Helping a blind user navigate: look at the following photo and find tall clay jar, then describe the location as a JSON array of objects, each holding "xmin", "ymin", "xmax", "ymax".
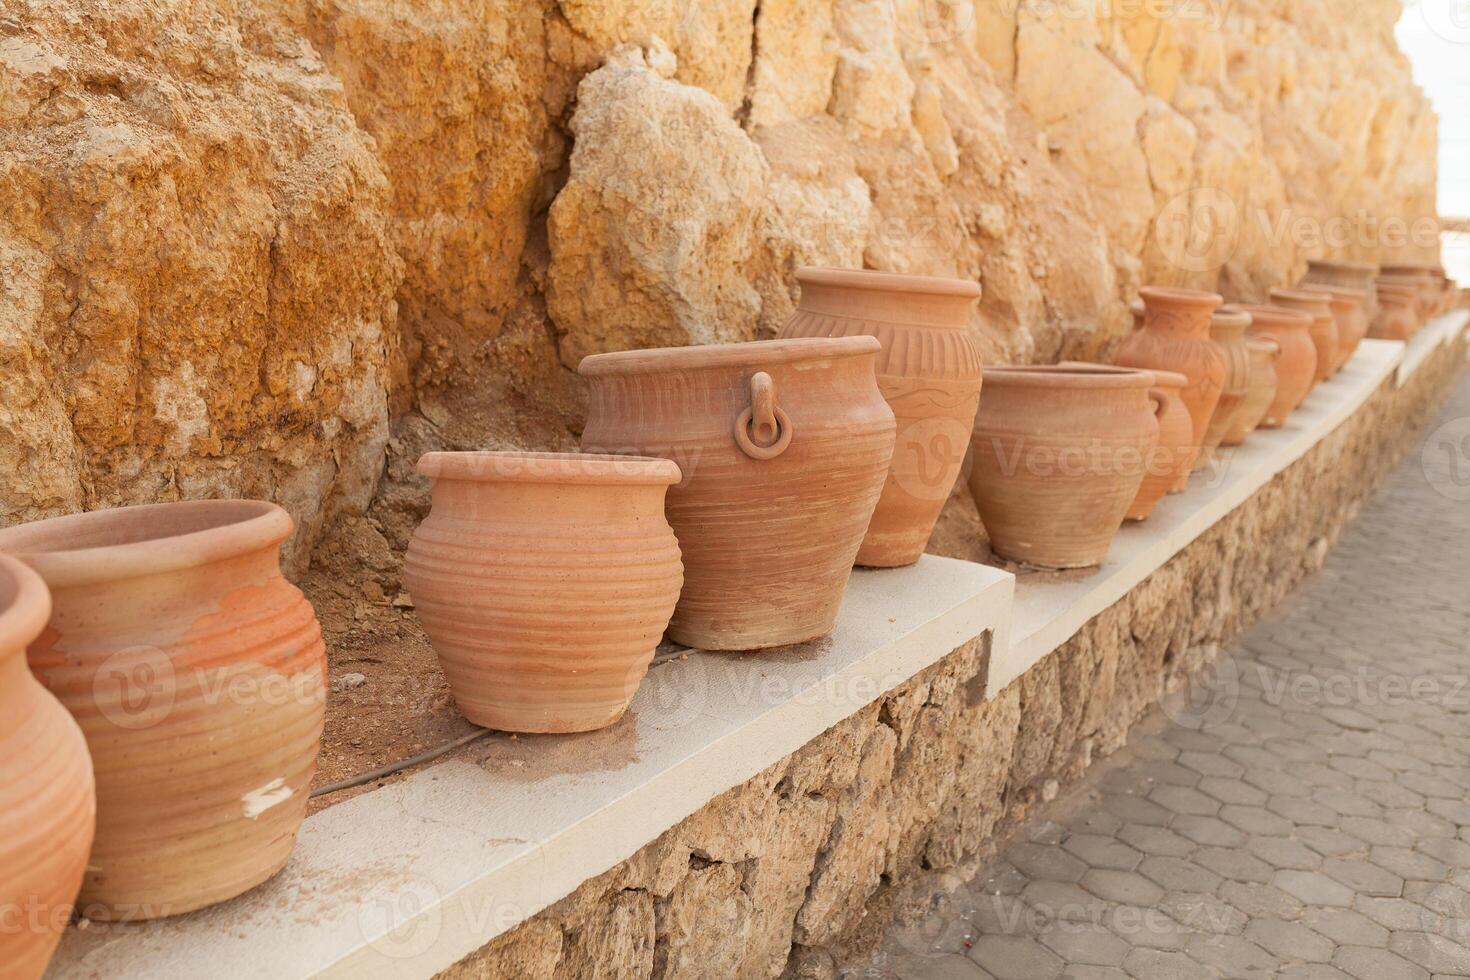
[
  {"xmin": 1238, "ymin": 305, "xmax": 1316, "ymax": 426},
  {"xmin": 1269, "ymin": 288, "xmax": 1337, "ymax": 386},
  {"xmin": 579, "ymin": 337, "xmax": 895, "ymax": 651},
  {"xmin": 968, "ymin": 365, "xmax": 1159, "ymax": 569},
  {"xmin": 1200, "ymin": 305, "xmax": 1252, "ymax": 464},
  {"xmin": 1373, "ymin": 278, "xmax": 1425, "ymax": 339},
  {"xmin": 0, "ymin": 501, "xmax": 326, "ymax": 920},
  {"xmin": 1222, "ymin": 338, "xmax": 1281, "ymax": 446},
  {"xmin": 1309, "ymin": 285, "xmax": 1370, "ymax": 374},
  {"xmin": 1300, "ymin": 259, "xmax": 1378, "ymax": 321},
  {"xmin": 0, "ymin": 555, "xmax": 95, "ymax": 978},
  {"xmin": 1113, "ymin": 287, "xmax": 1227, "ymax": 463},
  {"xmin": 777, "ymin": 268, "xmax": 982, "ymax": 567},
  {"xmin": 404, "ymin": 452, "xmax": 683, "ymax": 732},
  {"xmin": 1131, "ymin": 370, "xmax": 1193, "ymax": 518}
]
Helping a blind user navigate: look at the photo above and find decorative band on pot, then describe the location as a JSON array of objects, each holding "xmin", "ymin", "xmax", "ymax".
[
  {"xmin": 579, "ymin": 337, "xmax": 896, "ymax": 651},
  {"xmin": 778, "ymin": 267, "xmax": 983, "ymax": 568},
  {"xmin": 0, "ymin": 500, "xmax": 325, "ymax": 920},
  {"xmin": 405, "ymin": 451, "xmax": 684, "ymax": 733}
]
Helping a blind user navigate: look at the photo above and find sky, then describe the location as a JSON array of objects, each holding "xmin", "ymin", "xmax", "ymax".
[{"xmin": 1396, "ymin": 0, "xmax": 1470, "ymax": 278}]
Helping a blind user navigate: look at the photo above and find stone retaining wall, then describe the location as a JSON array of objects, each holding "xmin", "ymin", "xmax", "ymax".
[{"xmin": 439, "ymin": 336, "xmax": 1466, "ymax": 980}]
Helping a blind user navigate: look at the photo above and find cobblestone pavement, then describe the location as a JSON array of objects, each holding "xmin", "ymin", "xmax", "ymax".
[{"xmin": 863, "ymin": 368, "xmax": 1470, "ymax": 980}]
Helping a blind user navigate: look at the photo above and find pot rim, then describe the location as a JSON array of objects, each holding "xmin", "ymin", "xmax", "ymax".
[
  {"xmin": 1306, "ymin": 258, "xmax": 1378, "ymax": 275},
  {"xmin": 1138, "ymin": 286, "xmax": 1225, "ymax": 309},
  {"xmin": 1269, "ymin": 288, "xmax": 1333, "ymax": 309},
  {"xmin": 1212, "ymin": 304, "xmax": 1253, "ymax": 329},
  {"xmin": 1057, "ymin": 361, "xmax": 1188, "ymax": 388},
  {"xmin": 0, "ymin": 500, "xmax": 293, "ymax": 588},
  {"xmin": 984, "ymin": 364, "xmax": 1155, "ymax": 389},
  {"xmin": 418, "ymin": 451, "xmax": 682, "ymax": 486},
  {"xmin": 1235, "ymin": 305, "xmax": 1314, "ymax": 330},
  {"xmin": 0, "ymin": 553, "xmax": 51, "ymax": 658},
  {"xmin": 795, "ymin": 266, "xmax": 981, "ymax": 299},
  {"xmin": 1247, "ymin": 337, "xmax": 1281, "ymax": 355},
  {"xmin": 578, "ymin": 336, "xmax": 882, "ymax": 377},
  {"xmin": 1379, "ymin": 264, "xmax": 1437, "ymax": 276}
]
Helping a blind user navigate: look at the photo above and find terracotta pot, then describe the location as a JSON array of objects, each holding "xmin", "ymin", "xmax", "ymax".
[
  {"xmin": 1371, "ymin": 281, "xmax": 1421, "ymax": 341},
  {"xmin": 0, "ymin": 501, "xmax": 325, "ymax": 920},
  {"xmin": 1222, "ymin": 338, "xmax": 1281, "ymax": 446},
  {"xmin": 1300, "ymin": 258, "xmax": 1378, "ymax": 321},
  {"xmin": 1113, "ymin": 287, "xmax": 1227, "ymax": 464},
  {"xmin": 0, "ymin": 555, "xmax": 94, "ymax": 978},
  {"xmin": 1269, "ymin": 288, "xmax": 1337, "ymax": 386},
  {"xmin": 1307, "ymin": 285, "xmax": 1369, "ymax": 374},
  {"xmin": 968, "ymin": 365, "xmax": 1159, "ymax": 569},
  {"xmin": 1379, "ymin": 267, "xmax": 1438, "ymax": 326},
  {"xmin": 1200, "ymin": 305, "xmax": 1252, "ymax": 464},
  {"xmin": 579, "ymin": 337, "xmax": 895, "ymax": 651},
  {"xmin": 777, "ymin": 268, "xmax": 982, "ymax": 567},
  {"xmin": 1062, "ymin": 362, "xmax": 1192, "ymax": 510},
  {"xmin": 1238, "ymin": 305, "xmax": 1316, "ymax": 426},
  {"xmin": 405, "ymin": 452, "xmax": 683, "ymax": 732}
]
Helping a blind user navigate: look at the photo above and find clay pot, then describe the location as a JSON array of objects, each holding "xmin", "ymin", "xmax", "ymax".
[
  {"xmin": 1379, "ymin": 267, "xmax": 1438, "ymax": 326},
  {"xmin": 968, "ymin": 365, "xmax": 1159, "ymax": 569},
  {"xmin": 405, "ymin": 452, "xmax": 683, "ymax": 732},
  {"xmin": 1371, "ymin": 281, "xmax": 1422, "ymax": 341},
  {"xmin": 1113, "ymin": 287, "xmax": 1227, "ymax": 463},
  {"xmin": 1222, "ymin": 338, "xmax": 1281, "ymax": 446},
  {"xmin": 1307, "ymin": 285, "xmax": 1370, "ymax": 374},
  {"xmin": 1269, "ymin": 288, "xmax": 1338, "ymax": 386},
  {"xmin": 0, "ymin": 501, "xmax": 325, "ymax": 920},
  {"xmin": 579, "ymin": 337, "xmax": 895, "ymax": 651},
  {"xmin": 1200, "ymin": 305, "xmax": 1252, "ymax": 464},
  {"xmin": 1238, "ymin": 305, "xmax": 1316, "ymax": 427},
  {"xmin": 0, "ymin": 555, "xmax": 95, "ymax": 978},
  {"xmin": 777, "ymin": 268, "xmax": 982, "ymax": 567},
  {"xmin": 1300, "ymin": 258, "xmax": 1378, "ymax": 321}
]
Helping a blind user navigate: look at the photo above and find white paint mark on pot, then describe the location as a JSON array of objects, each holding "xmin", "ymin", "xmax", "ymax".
[{"xmin": 242, "ymin": 778, "xmax": 293, "ymax": 819}]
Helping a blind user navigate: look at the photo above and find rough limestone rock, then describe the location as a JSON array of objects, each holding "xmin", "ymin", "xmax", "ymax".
[
  {"xmin": 546, "ymin": 50, "xmax": 772, "ymax": 366},
  {"xmin": 0, "ymin": 0, "xmax": 400, "ymax": 570}
]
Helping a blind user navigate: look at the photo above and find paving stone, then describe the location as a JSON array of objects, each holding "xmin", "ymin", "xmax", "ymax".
[
  {"xmin": 1120, "ymin": 948, "xmax": 1210, "ymax": 980},
  {"xmin": 1298, "ymin": 826, "xmax": 1371, "ymax": 858},
  {"xmin": 1276, "ymin": 870, "xmax": 1358, "ymax": 907},
  {"xmin": 968, "ymin": 935, "xmax": 1064, "ymax": 980},
  {"xmin": 1148, "ymin": 785, "xmax": 1220, "ymax": 817},
  {"xmin": 1333, "ymin": 945, "xmax": 1431, "ymax": 980},
  {"xmin": 888, "ymin": 953, "xmax": 996, "ymax": 979},
  {"xmin": 1245, "ymin": 917, "xmax": 1337, "ymax": 962},
  {"xmin": 1324, "ymin": 857, "xmax": 1406, "ymax": 897},
  {"xmin": 1079, "ymin": 869, "xmax": 1163, "ymax": 906},
  {"xmin": 1172, "ymin": 815, "xmax": 1249, "ymax": 848},
  {"xmin": 1193, "ymin": 846, "xmax": 1275, "ymax": 883},
  {"xmin": 1037, "ymin": 924, "xmax": 1130, "ymax": 967},
  {"xmin": 1222, "ymin": 804, "xmax": 1297, "ymax": 836},
  {"xmin": 1062, "ymin": 834, "xmax": 1143, "ymax": 872},
  {"xmin": 1116, "ymin": 825, "xmax": 1195, "ymax": 859},
  {"xmin": 1184, "ymin": 933, "xmax": 1280, "ymax": 978},
  {"xmin": 1369, "ymin": 846, "xmax": 1451, "ymax": 883},
  {"xmin": 1357, "ymin": 896, "xmax": 1435, "ymax": 931},
  {"xmin": 1195, "ymin": 776, "xmax": 1268, "ymax": 806},
  {"xmin": 1009, "ymin": 843, "xmax": 1090, "ymax": 883},
  {"xmin": 1056, "ymin": 967, "xmax": 1128, "ymax": 980},
  {"xmin": 1275, "ymin": 967, "xmax": 1354, "ymax": 980},
  {"xmin": 1303, "ymin": 907, "xmax": 1391, "ymax": 948},
  {"xmin": 1248, "ymin": 835, "xmax": 1325, "ymax": 871},
  {"xmin": 1391, "ymin": 933, "xmax": 1470, "ymax": 975}
]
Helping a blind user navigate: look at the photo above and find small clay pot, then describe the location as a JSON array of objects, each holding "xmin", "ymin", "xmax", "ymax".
[
  {"xmin": 1300, "ymin": 258, "xmax": 1378, "ymax": 321},
  {"xmin": 405, "ymin": 452, "xmax": 684, "ymax": 733},
  {"xmin": 1200, "ymin": 305, "xmax": 1252, "ymax": 465},
  {"xmin": 0, "ymin": 555, "xmax": 95, "ymax": 978},
  {"xmin": 1269, "ymin": 288, "xmax": 1338, "ymax": 386},
  {"xmin": 1381, "ymin": 264, "xmax": 1440, "ymax": 317},
  {"xmin": 1307, "ymin": 285, "xmax": 1370, "ymax": 374},
  {"xmin": 1222, "ymin": 338, "xmax": 1281, "ymax": 446},
  {"xmin": 1238, "ymin": 305, "xmax": 1316, "ymax": 427},
  {"xmin": 777, "ymin": 268, "xmax": 982, "ymax": 568},
  {"xmin": 1371, "ymin": 281, "xmax": 1422, "ymax": 341},
  {"xmin": 580, "ymin": 337, "xmax": 895, "ymax": 651},
  {"xmin": 1113, "ymin": 287, "xmax": 1227, "ymax": 464},
  {"xmin": 0, "ymin": 501, "xmax": 326, "ymax": 920},
  {"xmin": 1062, "ymin": 362, "xmax": 1192, "ymax": 512},
  {"xmin": 968, "ymin": 365, "xmax": 1159, "ymax": 569}
]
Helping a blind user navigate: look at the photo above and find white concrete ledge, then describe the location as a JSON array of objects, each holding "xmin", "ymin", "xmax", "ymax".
[
  {"xmin": 1397, "ymin": 309, "xmax": 1468, "ymax": 386},
  {"xmin": 989, "ymin": 338, "xmax": 1405, "ymax": 694},
  {"xmin": 45, "ymin": 319, "xmax": 1467, "ymax": 980},
  {"xmin": 47, "ymin": 558, "xmax": 1013, "ymax": 980}
]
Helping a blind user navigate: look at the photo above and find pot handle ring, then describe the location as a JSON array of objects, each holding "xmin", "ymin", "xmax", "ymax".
[{"xmin": 735, "ymin": 371, "xmax": 794, "ymax": 460}]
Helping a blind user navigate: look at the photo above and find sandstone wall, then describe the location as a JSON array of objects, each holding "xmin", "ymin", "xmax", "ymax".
[
  {"xmin": 437, "ymin": 330, "xmax": 1468, "ymax": 980},
  {"xmin": 0, "ymin": 1, "xmax": 1439, "ymax": 564}
]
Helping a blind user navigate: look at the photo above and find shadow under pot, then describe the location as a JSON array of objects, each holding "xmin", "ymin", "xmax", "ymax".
[
  {"xmin": 0, "ymin": 555, "xmax": 94, "ymax": 978},
  {"xmin": 1237, "ymin": 305, "xmax": 1316, "ymax": 427},
  {"xmin": 405, "ymin": 452, "xmax": 684, "ymax": 733},
  {"xmin": 1269, "ymin": 288, "xmax": 1338, "ymax": 386},
  {"xmin": 1221, "ymin": 337, "xmax": 1281, "ymax": 447},
  {"xmin": 579, "ymin": 337, "xmax": 895, "ymax": 651},
  {"xmin": 0, "ymin": 500, "xmax": 326, "ymax": 920},
  {"xmin": 967, "ymin": 365, "xmax": 1160, "ymax": 570},
  {"xmin": 777, "ymin": 267, "xmax": 983, "ymax": 568}
]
